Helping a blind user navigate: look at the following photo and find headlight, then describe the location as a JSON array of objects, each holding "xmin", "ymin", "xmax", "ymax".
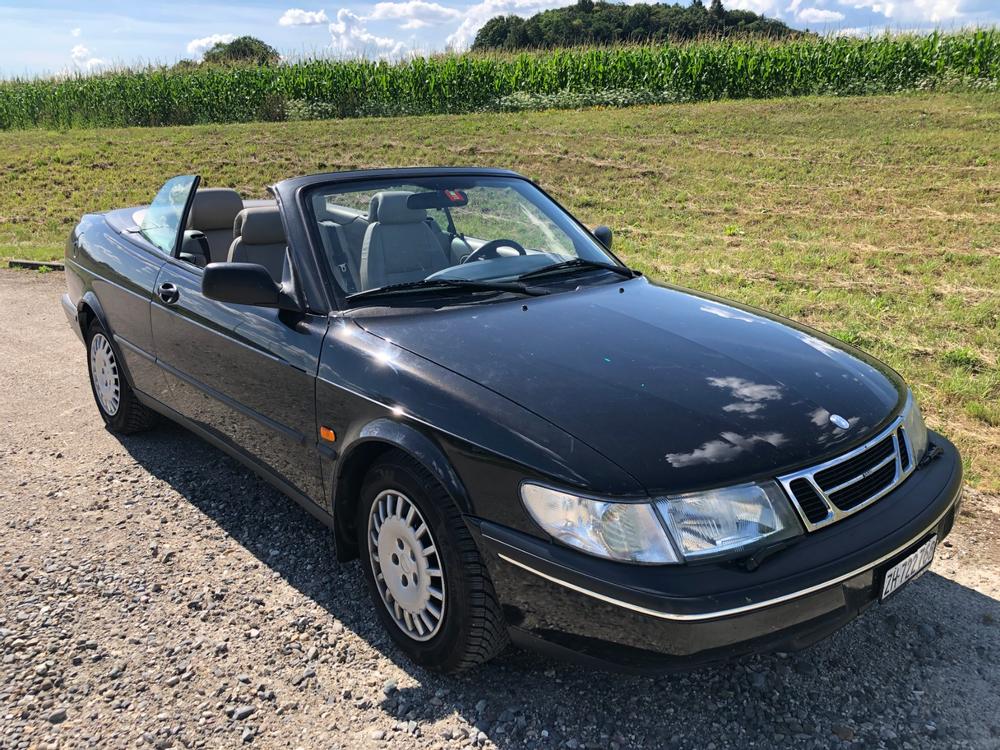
[
  {"xmin": 520, "ymin": 483, "xmax": 679, "ymax": 564},
  {"xmin": 902, "ymin": 389, "xmax": 929, "ymax": 464},
  {"xmin": 655, "ymin": 482, "xmax": 802, "ymax": 561},
  {"xmin": 521, "ymin": 480, "xmax": 804, "ymax": 564}
]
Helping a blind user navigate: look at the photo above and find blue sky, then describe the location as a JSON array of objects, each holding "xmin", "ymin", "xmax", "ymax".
[{"xmin": 1, "ymin": 0, "xmax": 997, "ymax": 77}]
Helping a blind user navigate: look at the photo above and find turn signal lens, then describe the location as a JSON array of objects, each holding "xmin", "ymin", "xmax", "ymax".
[
  {"xmin": 901, "ymin": 390, "xmax": 928, "ymax": 464},
  {"xmin": 319, "ymin": 426, "xmax": 336, "ymax": 442}
]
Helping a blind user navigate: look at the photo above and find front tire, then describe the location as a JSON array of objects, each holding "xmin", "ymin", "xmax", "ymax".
[
  {"xmin": 357, "ymin": 451, "xmax": 508, "ymax": 672},
  {"xmin": 85, "ymin": 318, "xmax": 157, "ymax": 434}
]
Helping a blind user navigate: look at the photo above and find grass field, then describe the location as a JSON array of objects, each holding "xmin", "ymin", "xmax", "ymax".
[{"xmin": 1, "ymin": 91, "xmax": 997, "ymax": 489}]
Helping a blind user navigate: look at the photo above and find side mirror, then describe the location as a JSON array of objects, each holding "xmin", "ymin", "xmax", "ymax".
[
  {"xmin": 593, "ymin": 225, "xmax": 613, "ymax": 250},
  {"xmin": 179, "ymin": 230, "xmax": 210, "ymax": 268},
  {"xmin": 203, "ymin": 263, "xmax": 283, "ymax": 307}
]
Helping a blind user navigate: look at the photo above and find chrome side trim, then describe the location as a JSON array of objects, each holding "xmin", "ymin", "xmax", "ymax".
[
  {"xmin": 778, "ymin": 415, "xmax": 916, "ymax": 532},
  {"xmin": 491, "ymin": 492, "xmax": 958, "ymax": 622}
]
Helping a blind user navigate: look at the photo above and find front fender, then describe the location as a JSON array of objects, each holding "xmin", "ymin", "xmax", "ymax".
[
  {"xmin": 329, "ymin": 418, "xmax": 471, "ymax": 561},
  {"xmin": 341, "ymin": 418, "xmax": 471, "ymax": 512}
]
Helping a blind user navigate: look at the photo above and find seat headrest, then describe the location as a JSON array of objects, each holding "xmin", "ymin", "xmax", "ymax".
[
  {"xmin": 188, "ymin": 188, "xmax": 243, "ymax": 231},
  {"xmin": 233, "ymin": 207, "xmax": 285, "ymax": 246},
  {"xmin": 368, "ymin": 191, "xmax": 427, "ymax": 225}
]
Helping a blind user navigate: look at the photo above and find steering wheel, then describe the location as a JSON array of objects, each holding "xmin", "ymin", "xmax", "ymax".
[{"xmin": 461, "ymin": 238, "xmax": 527, "ymax": 264}]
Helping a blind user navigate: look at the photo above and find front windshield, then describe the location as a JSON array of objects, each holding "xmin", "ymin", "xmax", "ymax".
[
  {"xmin": 140, "ymin": 175, "xmax": 197, "ymax": 254},
  {"xmin": 305, "ymin": 175, "xmax": 621, "ymax": 301}
]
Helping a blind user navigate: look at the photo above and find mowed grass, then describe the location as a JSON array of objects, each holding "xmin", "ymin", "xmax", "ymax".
[{"xmin": 1, "ymin": 91, "xmax": 997, "ymax": 489}]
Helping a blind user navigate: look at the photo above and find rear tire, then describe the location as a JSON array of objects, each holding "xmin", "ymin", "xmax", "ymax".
[
  {"xmin": 357, "ymin": 450, "xmax": 508, "ymax": 672},
  {"xmin": 85, "ymin": 318, "xmax": 157, "ymax": 434}
]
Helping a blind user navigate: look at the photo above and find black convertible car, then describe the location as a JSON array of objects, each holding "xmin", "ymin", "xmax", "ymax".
[{"xmin": 62, "ymin": 168, "xmax": 962, "ymax": 673}]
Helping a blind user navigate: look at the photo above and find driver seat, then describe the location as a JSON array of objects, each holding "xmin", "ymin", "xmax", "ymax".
[{"xmin": 360, "ymin": 192, "xmax": 447, "ymax": 290}]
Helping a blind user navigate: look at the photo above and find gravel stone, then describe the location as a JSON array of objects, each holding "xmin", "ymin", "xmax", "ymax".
[{"xmin": 232, "ymin": 705, "xmax": 256, "ymax": 721}]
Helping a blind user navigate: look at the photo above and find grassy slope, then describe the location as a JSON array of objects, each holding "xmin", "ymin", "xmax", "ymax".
[{"xmin": 1, "ymin": 92, "xmax": 997, "ymax": 488}]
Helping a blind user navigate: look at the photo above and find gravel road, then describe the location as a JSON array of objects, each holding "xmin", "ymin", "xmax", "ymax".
[{"xmin": 1, "ymin": 269, "xmax": 999, "ymax": 750}]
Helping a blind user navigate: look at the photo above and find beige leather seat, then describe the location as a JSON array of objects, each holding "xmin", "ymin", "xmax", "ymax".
[
  {"xmin": 227, "ymin": 207, "xmax": 287, "ymax": 282},
  {"xmin": 187, "ymin": 188, "xmax": 244, "ymax": 263},
  {"xmin": 360, "ymin": 192, "xmax": 448, "ymax": 290}
]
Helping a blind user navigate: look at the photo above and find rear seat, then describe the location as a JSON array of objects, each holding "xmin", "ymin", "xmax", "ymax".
[
  {"xmin": 316, "ymin": 205, "xmax": 371, "ymax": 293},
  {"xmin": 187, "ymin": 188, "xmax": 244, "ymax": 263},
  {"xmin": 228, "ymin": 206, "xmax": 287, "ymax": 282}
]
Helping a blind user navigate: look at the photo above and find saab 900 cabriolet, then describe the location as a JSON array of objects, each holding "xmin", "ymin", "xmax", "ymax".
[{"xmin": 62, "ymin": 169, "xmax": 962, "ymax": 672}]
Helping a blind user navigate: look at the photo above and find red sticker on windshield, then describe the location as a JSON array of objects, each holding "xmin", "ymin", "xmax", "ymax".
[{"xmin": 444, "ymin": 190, "xmax": 466, "ymax": 203}]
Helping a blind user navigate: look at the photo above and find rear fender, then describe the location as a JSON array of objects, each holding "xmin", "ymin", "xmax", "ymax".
[
  {"xmin": 77, "ymin": 290, "xmax": 109, "ymax": 338},
  {"xmin": 76, "ymin": 290, "xmax": 141, "ymax": 391}
]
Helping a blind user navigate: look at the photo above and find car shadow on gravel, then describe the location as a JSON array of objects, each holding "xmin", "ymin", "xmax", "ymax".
[{"xmin": 117, "ymin": 423, "xmax": 1000, "ymax": 749}]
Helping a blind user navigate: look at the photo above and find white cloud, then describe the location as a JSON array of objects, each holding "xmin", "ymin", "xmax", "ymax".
[
  {"xmin": 279, "ymin": 8, "xmax": 330, "ymax": 26},
  {"xmin": 329, "ymin": 9, "xmax": 405, "ymax": 56},
  {"xmin": 70, "ymin": 43, "xmax": 106, "ymax": 71},
  {"xmin": 445, "ymin": 0, "xmax": 566, "ymax": 49},
  {"xmin": 798, "ymin": 6, "xmax": 846, "ymax": 22},
  {"xmin": 834, "ymin": 25, "xmax": 871, "ymax": 35},
  {"xmin": 70, "ymin": 27, "xmax": 82, "ymax": 37},
  {"xmin": 719, "ymin": 0, "xmax": 785, "ymax": 15},
  {"xmin": 186, "ymin": 33, "xmax": 236, "ymax": 58},
  {"xmin": 840, "ymin": 0, "xmax": 963, "ymax": 23},
  {"xmin": 401, "ymin": 18, "xmax": 429, "ymax": 28},
  {"xmin": 367, "ymin": 0, "xmax": 461, "ymax": 22}
]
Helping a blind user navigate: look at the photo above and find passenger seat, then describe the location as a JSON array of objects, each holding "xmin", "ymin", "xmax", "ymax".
[
  {"xmin": 187, "ymin": 188, "xmax": 244, "ymax": 263},
  {"xmin": 228, "ymin": 207, "xmax": 287, "ymax": 282},
  {"xmin": 360, "ymin": 192, "xmax": 449, "ymax": 290}
]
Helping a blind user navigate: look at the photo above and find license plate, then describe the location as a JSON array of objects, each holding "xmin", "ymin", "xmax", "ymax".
[{"xmin": 880, "ymin": 536, "xmax": 936, "ymax": 601}]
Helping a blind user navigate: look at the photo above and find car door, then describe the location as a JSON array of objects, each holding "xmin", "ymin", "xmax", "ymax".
[
  {"xmin": 76, "ymin": 175, "xmax": 200, "ymax": 402},
  {"xmin": 149, "ymin": 210, "xmax": 327, "ymax": 505}
]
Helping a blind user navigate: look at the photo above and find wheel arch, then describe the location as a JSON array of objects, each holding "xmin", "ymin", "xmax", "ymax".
[
  {"xmin": 77, "ymin": 291, "xmax": 141, "ymax": 392},
  {"xmin": 76, "ymin": 290, "xmax": 108, "ymax": 340},
  {"xmin": 332, "ymin": 419, "xmax": 471, "ymax": 562}
]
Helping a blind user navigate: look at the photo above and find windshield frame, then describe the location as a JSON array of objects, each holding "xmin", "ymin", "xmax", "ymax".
[{"xmin": 294, "ymin": 169, "xmax": 628, "ymax": 313}]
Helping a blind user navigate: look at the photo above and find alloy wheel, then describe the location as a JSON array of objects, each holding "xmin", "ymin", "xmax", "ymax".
[
  {"xmin": 367, "ymin": 489, "xmax": 446, "ymax": 641},
  {"xmin": 90, "ymin": 332, "xmax": 121, "ymax": 417}
]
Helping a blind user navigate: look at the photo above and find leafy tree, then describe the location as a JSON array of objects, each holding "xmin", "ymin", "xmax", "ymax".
[
  {"xmin": 471, "ymin": 0, "xmax": 803, "ymax": 50},
  {"xmin": 202, "ymin": 36, "xmax": 280, "ymax": 66}
]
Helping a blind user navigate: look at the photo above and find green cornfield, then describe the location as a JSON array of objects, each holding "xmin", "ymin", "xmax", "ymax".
[{"xmin": 1, "ymin": 31, "xmax": 998, "ymax": 130}]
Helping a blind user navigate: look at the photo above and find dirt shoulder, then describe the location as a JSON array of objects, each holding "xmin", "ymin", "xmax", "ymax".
[{"xmin": 1, "ymin": 269, "xmax": 998, "ymax": 750}]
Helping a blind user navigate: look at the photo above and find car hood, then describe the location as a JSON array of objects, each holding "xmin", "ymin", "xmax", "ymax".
[{"xmin": 353, "ymin": 278, "xmax": 905, "ymax": 495}]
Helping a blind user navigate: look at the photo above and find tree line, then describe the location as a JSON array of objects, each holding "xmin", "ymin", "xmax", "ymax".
[{"xmin": 472, "ymin": 0, "xmax": 805, "ymax": 50}]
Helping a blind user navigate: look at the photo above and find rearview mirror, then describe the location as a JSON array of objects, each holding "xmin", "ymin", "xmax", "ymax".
[
  {"xmin": 593, "ymin": 225, "xmax": 613, "ymax": 249},
  {"xmin": 203, "ymin": 263, "xmax": 282, "ymax": 307}
]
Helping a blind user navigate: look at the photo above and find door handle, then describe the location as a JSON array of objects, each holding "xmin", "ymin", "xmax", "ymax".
[{"xmin": 157, "ymin": 282, "xmax": 180, "ymax": 305}]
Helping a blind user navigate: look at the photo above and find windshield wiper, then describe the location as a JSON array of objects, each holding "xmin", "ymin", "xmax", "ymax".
[
  {"xmin": 345, "ymin": 278, "xmax": 549, "ymax": 305},
  {"xmin": 516, "ymin": 258, "xmax": 638, "ymax": 282}
]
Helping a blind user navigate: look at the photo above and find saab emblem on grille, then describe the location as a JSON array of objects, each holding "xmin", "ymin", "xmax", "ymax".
[
  {"xmin": 861, "ymin": 463, "xmax": 882, "ymax": 479},
  {"xmin": 830, "ymin": 414, "xmax": 851, "ymax": 430}
]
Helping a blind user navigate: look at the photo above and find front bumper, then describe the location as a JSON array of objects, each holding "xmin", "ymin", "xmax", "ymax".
[{"xmin": 474, "ymin": 432, "xmax": 963, "ymax": 672}]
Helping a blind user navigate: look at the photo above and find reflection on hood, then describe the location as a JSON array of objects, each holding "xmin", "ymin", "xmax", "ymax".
[
  {"xmin": 664, "ymin": 431, "xmax": 788, "ymax": 469},
  {"xmin": 708, "ymin": 376, "xmax": 783, "ymax": 418}
]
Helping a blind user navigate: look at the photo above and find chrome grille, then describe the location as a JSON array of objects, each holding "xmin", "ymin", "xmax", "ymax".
[{"xmin": 778, "ymin": 415, "xmax": 916, "ymax": 532}]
